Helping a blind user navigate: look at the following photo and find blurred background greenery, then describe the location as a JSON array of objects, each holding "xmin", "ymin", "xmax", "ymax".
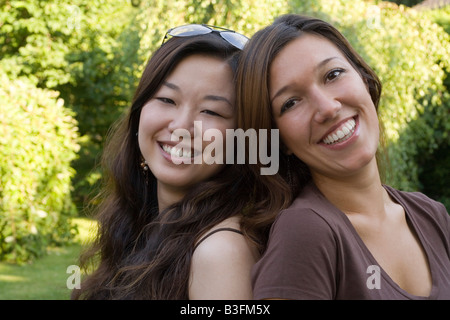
[{"xmin": 0, "ymin": 0, "xmax": 449, "ymax": 296}]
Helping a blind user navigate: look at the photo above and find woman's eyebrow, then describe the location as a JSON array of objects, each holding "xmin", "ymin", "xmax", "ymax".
[
  {"xmin": 162, "ymin": 81, "xmax": 232, "ymax": 107},
  {"xmin": 162, "ymin": 81, "xmax": 180, "ymax": 91},
  {"xmin": 317, "ymin": 56, "xmax": 340, "ymax": 68},
  {"xmin": 270, "ymin": 56, "xmax": 341, "ymax": 103},
  {"xmin": 204, "ymin": 95, "xmax": 232, "ymax": 107}
]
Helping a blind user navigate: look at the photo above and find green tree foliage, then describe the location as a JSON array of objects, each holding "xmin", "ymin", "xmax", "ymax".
[
  {"xmin": 0, "ymin": 75, "xmax": 79, "ymax": 263},
  {"xmin": 417, "ymin": 5, "xmax": 450, "ymax": 209},
  {"xmin": 55, "ymin": 1, "xmax": 146, "ymax": 207}
]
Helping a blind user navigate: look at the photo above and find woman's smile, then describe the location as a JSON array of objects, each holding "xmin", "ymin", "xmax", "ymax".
[
  {"xmin": 159, "ymin": 142, "xmax": 200, "ymax": 162},
  {"xmin": 319, "ymin": 116, "xmax": 359, "ymax": 150}
]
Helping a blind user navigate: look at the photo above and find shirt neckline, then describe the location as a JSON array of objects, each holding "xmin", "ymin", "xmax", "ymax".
[{"xmin": 309, "ymin": 182, "xmax": 437, "ymax": 299}]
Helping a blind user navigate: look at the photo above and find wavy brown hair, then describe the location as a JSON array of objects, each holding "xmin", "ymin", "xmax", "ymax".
[
  {"xmin": 236, "ymin": 14, "xmax": 383, "ymax": 199},
  {"xmin": 72, "ymin": 32, "xmax": 276, "ymax": 300}
]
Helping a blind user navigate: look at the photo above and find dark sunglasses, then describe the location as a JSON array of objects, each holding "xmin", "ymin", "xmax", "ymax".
[{"xmin": 161, "ymin": 24, "xmax": 249, "ymax": 50}]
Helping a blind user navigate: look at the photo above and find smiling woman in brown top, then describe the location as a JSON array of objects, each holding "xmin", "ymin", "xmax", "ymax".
[{"xmin": 236, "ymin": 14, "xmax": 450, "ymax": 299}]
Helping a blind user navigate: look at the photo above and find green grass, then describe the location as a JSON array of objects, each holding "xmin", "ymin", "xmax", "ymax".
[{"xmin": 0, "ymin": 217, "xmax": 97, "ymax": 300}]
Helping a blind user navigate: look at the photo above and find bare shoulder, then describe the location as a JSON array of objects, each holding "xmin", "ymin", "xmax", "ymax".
[
  {"xmin": 189, "ymin": 217, "xmax": 260, "ymax": 299},
  {"xmin": 193, "ymin": 216, "xmax": 259, "ymax": 265}
]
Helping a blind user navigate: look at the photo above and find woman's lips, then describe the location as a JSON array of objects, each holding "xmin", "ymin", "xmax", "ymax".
[
  {"xmin": 321, "ymin": 116, "xmax": 357, "ymax": 145},
  {"xmin": 318, "ymin": 115, "xmax": 359, "ymax": 150},
  {"xmin": 159, "ymin": 142, "xmax": 201, "ymax": 162}
]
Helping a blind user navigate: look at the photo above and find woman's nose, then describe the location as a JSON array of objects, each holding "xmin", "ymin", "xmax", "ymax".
[
  {"xmin": 312, "ymin": 89, "xmax": 342, "ymax": 123},
  {"xmin": 167, "ymin": 108, "xmax": 196, "ymax": 137}
]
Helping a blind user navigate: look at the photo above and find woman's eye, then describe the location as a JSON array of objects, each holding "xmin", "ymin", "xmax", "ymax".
[
  {"xmin": 280, "ymin": 98, "xmax": 299, "ymax": 114},
  {"xmin": 156, "ymin": 97, "xmax": 175, "ymax": 104},
  {"xmin": 202, "ymin": 109, "xmax": 222, "ymax": 117},
  {"xmin": 326, "ymin": 68, "xmax": 345, "ymax": 82}
]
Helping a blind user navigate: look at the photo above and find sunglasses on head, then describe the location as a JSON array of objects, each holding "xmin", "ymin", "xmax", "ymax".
[{"xmin": 161, "ymin": 24, "xmax": 249, "ymax": 50}]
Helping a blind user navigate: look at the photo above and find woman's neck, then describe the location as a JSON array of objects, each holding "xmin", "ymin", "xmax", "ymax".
[{"xmin": 312, "ymin": 159, "xmax": 390, "ymax": 218}]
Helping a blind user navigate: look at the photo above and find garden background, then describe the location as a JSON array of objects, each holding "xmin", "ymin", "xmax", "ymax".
[{"xmin": 0, "ymin": 0, "xmax": 449, "ymax": 299}]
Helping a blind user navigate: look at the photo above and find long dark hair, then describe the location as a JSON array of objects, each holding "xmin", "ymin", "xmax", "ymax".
[
  {"xmin": 72, "ymin": 33, "xmax": 268, "ymax": 300},
  {"xmin": 236, "ymin": 14, "xmax": 383, "ymax": 198}
]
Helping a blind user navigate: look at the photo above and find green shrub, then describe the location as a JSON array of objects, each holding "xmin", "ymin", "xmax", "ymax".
[
  {"xmin": 0, "ymin": 75, "xmax": 80, "ymax": 264},
  {"xmin": 425, "ymin": 5, "xmax": 450, "ymax": 34},
  {"xmin": 0, "ymin": 0, "xmax": 138, "ymax": 212},
  {"xmin": 418, "ymin": 5, "xmax": 450, "ymax": 210}
]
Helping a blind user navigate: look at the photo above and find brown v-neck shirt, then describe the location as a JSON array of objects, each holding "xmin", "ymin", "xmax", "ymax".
[{"xmin": 252, "ymin": 182, "xmax": 450, "ymax": 299}]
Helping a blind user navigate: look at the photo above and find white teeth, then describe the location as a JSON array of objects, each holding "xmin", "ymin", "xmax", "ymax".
[
  {"xmin": 323, "ymin": 118, "xmax": 356, "ymax": 145},
  {"xmin": 162, "ymin": 144, "xmax": 195, "ymax": 159}
]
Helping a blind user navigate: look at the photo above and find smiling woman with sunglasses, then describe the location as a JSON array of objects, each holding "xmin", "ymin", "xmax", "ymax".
[{"xmin": 70, "ymin": 24, "xmax": 278, "ymax": 300}]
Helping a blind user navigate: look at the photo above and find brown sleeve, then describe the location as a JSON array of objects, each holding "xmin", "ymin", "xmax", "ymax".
[{"xmin": 252, "ymin": 208, "xmax": 338, "ymax": 300}]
